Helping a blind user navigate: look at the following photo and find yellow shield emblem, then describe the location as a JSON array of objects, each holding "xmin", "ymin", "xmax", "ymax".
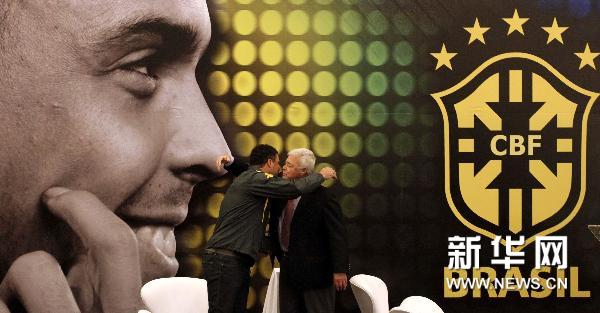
[{"xmin": 432, "ymin": 52, "xmax": 597, "ymax": 248}]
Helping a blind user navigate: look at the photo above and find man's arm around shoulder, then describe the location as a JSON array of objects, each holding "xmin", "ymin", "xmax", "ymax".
[{"xmin": 247, "ymin": 167, "xmax": 336, "ymax": 199}]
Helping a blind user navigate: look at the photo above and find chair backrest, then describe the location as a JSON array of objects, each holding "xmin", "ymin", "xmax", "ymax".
[
  {"xmin": 395, "ymin": 296, "xmax": 444, "ymax": 313},
  {"xmin": 349, "ymin": 274, "xmax": 389, "ymax": 313},
  {"xmin": 140, "ymin": 277, "xmax": 208, "ymax": 313}
]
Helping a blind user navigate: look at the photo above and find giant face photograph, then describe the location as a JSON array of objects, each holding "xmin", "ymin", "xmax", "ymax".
[{"xmin": 2, "ymin": 0, "xmax": 600, "ymax": 313}]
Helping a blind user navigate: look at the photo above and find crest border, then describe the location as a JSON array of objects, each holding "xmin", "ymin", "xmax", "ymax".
[{"xmin": 431, "ymin": 52, "xmax": 598, "ymax": 249}]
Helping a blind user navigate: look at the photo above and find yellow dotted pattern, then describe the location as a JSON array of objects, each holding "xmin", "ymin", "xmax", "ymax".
[
  {"xmin": 259, "ymin": 102, "xmax": 284, "ymax": 126},
  {"xmin": 259, "ymin": 132, "xmax": 284, "ymax": 151},
  {"xmin": 206, "ymin": 193, "xmax": 224, "ymax": 218},
  {"xmin": 286, "ymin": 132, "xmax": 310, "ymax": 151},
  {"xmin": 235, "ymin": 132, "xmax": 257, "ymax": 156},
  {"xmin": 259, "ymin": 71, "xmax": 284, "ymax": 96},
  {"xmin": 200, "ymin": 4, "xmax": 433, "ymax": 310},
  {"xmin": 285, "ymin": 102, "xmax": 310, "ymax": 127},
  {"xmin": 286, "ymin": 41, "xmax": 310, "ymax": 66},
  {"xmin": 259, "ymin": 10, "xmax": 283, "ymax": 35},
  {"xmin": 208, "ymin": 71, "xmax": 229, "ymax": 96},
  {"xmin": 232, "ymin": 71, "xmax": 256, "ymax": 96},
  {"xmin": 233, "ymin": 10, "xmax": 257, "ymax": 35},
  {"xmin": 232, "ymin": 40, "xmax": 256, "ymax": 65},
  {"xmin": 205, "ymin": 3, "xmax": 426, "ymax": 191},
  {"xmin": 233, "ymin": 102, "xmax": 257, "ymax": 126},
  {"xmin": 259, "ymin": 41, "xmax": 283, "ymax": 65},
  {"xmin": 180, "ymin": 225, "xmax": 204, "ymax": 249}
]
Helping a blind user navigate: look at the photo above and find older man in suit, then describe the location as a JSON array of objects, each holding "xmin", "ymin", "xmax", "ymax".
[{"xmin": 270, "ymin": 148, "xmax": 349, "ymax": 313}]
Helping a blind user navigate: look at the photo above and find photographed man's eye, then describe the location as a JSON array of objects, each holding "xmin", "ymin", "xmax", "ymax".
[
  {"xmin": 126, "ymin": 62, "xmax": 151, "ymax": 75},
  {"xmin": 115, "ymin": 49, "xmax": 162, "ymax": 98}
]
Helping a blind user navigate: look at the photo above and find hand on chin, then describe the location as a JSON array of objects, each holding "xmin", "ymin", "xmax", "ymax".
[{"xmin": 0, "ymin": 187, "xmax": 145, "ymax": 313}]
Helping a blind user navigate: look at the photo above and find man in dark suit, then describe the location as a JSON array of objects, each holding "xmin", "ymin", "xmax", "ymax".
[{"xmin": 270, "ymin": 148, "xmax": 349, "ymax": 313}]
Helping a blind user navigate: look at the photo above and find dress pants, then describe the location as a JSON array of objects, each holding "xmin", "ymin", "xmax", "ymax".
[
  {"xmin": 202, "ymin": 250, "xmax": 254, "ymax": 313},
  {"xmin": 279, "ymin": 258, "xmax": 335, "ymax": 313}
]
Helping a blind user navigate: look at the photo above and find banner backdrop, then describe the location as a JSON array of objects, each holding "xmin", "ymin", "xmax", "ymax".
[{"xmin": 176, "ymin": 0, "xmax": 600, "ymax": 312}]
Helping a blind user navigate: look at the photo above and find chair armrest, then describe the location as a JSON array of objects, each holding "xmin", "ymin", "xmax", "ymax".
[{"xmin": 389, "ymin": 307, "xmax": 410, "ymax": 313}]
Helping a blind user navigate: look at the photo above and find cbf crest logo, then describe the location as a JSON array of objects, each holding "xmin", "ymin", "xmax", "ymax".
[{"xmin": 431, "ymin": 9, "xmax": 598, "ymax": 248}]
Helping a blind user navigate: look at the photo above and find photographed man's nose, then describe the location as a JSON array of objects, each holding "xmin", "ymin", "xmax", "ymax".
[{"xmin": 166, "ymin": 77, "xmax": 231, "ymax": 183}]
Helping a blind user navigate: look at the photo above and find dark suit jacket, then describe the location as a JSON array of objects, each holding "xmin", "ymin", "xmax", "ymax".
[{"xmin": 270, "ymin": 186, "xmax": 349, "ymax": 290}]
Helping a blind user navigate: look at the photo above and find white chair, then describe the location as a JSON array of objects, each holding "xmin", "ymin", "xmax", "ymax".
[
  {"xmin": 140, "ymin": 277, "xmax": 208, "ymax": 313},
  {"xmin": 349, "ymin": 274, "xmax": 389, "ymax": 313},
  {"xmin": 391, "ymin": 296, "xmax": 444, "ymax": 313},
  {"xmin": 262, "ymin": 268, "xmax": 280, "ymax": 313}
]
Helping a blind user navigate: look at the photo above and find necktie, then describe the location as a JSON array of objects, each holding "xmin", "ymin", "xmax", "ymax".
[{"xmin": 280, "ymin": 199, "xmax": 295, "ymax": 251}]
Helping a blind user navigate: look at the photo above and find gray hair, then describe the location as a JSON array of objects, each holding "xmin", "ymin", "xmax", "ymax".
[{"xmin": 287, "ymin": 148, "xmax": 316, "ymax": 173}]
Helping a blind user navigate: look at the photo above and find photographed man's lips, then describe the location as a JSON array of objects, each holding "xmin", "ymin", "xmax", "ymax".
[{"xmin": 121, "ymin": 203, "xmax": 189, "ymax": 227}]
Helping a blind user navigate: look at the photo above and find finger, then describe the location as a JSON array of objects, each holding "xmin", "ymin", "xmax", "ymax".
[
  {"xmin": 0, "ymin": 251, "xmax": 80, "ymax": 313},
  {"xmin": 66, "ymin": 257, "xmax": 95, "ymax": 312},
  {"xmin": 43, "ymin": 188, "xmax": 142, "ymax": 313}
]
